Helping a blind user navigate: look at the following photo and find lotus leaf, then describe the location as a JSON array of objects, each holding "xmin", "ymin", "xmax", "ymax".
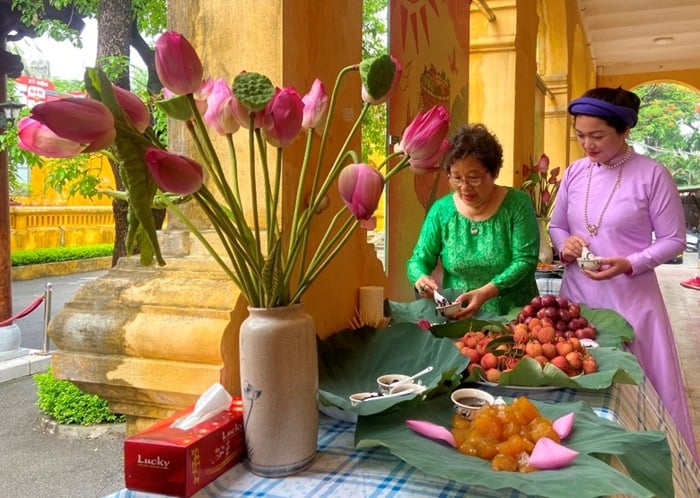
[
  {"xmin": 389, "ymin": 295, "xmax": 641, "ymax": 389},
  {"xmin": 355, "ymin": 394, "xmax": 672, "ymax": 498},
  {"xmin": 318, "ymin": 324, "xmax": 468, "ymax": 416}
]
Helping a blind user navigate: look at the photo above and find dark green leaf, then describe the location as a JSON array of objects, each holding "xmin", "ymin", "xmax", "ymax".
[
  {"xmin": 318, "ymin": 324, "xmax": 468, "ymax": 417},
  {"xmin": 355, "ymin": 395, "xmax": 672, "ymax": 498}
]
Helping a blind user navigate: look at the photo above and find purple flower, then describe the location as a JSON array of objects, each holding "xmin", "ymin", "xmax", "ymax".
[
  {"xmin": 262, "ymin": 87, "xmax": 304, "ymax": 147},
  {"xmin": 29, "ymin": 97, "xmax": 116, "ymax": 152},
  {"xmin": 203, "ymin": 78, "xmax": 240, "ymax": 135},
  {"xmin": 337, "ymin": 163, "xmax": 385, "ymax": 220},
  {"xmin": 144, "ymin": 147, "xmax": 204, "ymax": 195},
  {"xmin": 17, "ymin": 117, "xmax": 86, "ymax": 158},
  {"xmin": 301, "ymin": 79, "xmax": 328, "ymax": 129},
  {"xmin": 399, "ymin": 105, "xmax": 450, "ymax": 169},
  {"xmin": 155, "ymin": 31, "xmax": 204, "ymax": 95},
  {"xmin": 113, "ymin": 86, "xmax": 150, "ymax": 133}
]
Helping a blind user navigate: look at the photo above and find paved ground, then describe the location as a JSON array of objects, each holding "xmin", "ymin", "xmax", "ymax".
[{"xmin": 1, "ymin": 270, "xmax": 125, "ymax": 498}]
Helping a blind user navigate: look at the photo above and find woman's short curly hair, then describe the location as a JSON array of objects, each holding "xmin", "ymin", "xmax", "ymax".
[{"xmin": 440, "ymin": 123, "xmax": 503, "ymax": 176}]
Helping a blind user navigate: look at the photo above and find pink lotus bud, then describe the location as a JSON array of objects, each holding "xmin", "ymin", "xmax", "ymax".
[
  {"xmin": 29, "ymin": 97, "xmax": 116, "ymax": 152},
  {"xmin": 399, "ymin": 105, "xmax": 450, "ymax": 165},
  {"xmin": 17, "ymin": 117, "xmax": 86, "ymax": 158},
  {"xmin": 337, "ymin": 163, "xmax": 385, "ymax": 220},
  {"xmin": 113, "ymin": 86, "xmax": 150, "ymax": 133},
  {"xmin": 361, "ymin": 55, "xmax": 402, "ymax": 105},
  {"xmin": 409, "ymin": 139, "xmax": 450, "ymax": 174},
  {"xmin": 263, "ymin": 87, "xmax": 304, "ymax": 148},
  {"xmin": 144, "ymin": 147, "xmax": 204, "ymax": 195},
  {"xmin": 301, "ymin": 79, "xmax": 328, "ymax": 129},
  {"xmin": 549, "ymin": 166, "xmax": 561, "ymax": 179},
  {"xmin": 155, "ymin": 31, "xmax": 204, "ymax": 95},
  {"xmin": 203, "ymin": 78, "xmax": 240, "ymax": 135},
  {"xmin": 535, "ymin": 153, "xmax": 549, "ymax": 172},
  {"xmin": 194, "ymin": 77, "xmax": 215, "ymax": 115}
]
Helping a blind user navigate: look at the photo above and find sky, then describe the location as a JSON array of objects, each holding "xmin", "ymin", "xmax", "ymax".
[{"xmin": 9, "ymin": 18, "xmax": 144, "ymax": 82}]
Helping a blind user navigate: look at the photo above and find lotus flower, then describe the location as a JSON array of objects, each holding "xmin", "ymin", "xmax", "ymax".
[
  {"xmin": 338, "ymin": 163, "xmax": 385, "ymax": 220},
  {"xmin": 528, "ymin": 437, "xmax": 579, "ymax": 470},
  {"xmin": 17, "ymin": 117, "xmax": 86, "ymax": 158},
  {"xmin": 144, "ymin": 147, "xmax": 204, "ymax": 195},
  {"xmin": 155, "ymin": 31, "xmax": 204, "ymax": 95}
]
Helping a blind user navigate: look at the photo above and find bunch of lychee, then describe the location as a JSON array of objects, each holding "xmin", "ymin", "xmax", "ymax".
[{"xmin": 454, "ymin": 295, "xmax": 599, "ymax": 383}]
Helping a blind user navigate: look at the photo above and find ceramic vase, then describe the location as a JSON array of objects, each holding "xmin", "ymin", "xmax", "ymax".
[
  {"xmin": 537, "ymin": 217, "xmax": 554, "ymax": 264},
  {"xmin": 239, "ymin": 303, "xmax": 318, "ymax": 477}
]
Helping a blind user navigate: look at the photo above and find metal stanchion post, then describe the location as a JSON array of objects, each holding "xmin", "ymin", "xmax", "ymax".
[{"xmin": 40, "ymin": 283, "xmax": 52, "ymax": 355}]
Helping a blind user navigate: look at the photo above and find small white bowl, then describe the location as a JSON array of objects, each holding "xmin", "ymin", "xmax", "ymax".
[
  {"xmin": 436, "ymin": 302, "xmax": 461, "ymax": 318},
  {"xmin": 377, "ymin": 374, "xmax": 411, "ymax": 395},
  {"xmin": 577, "ymin": 257, "xmax": 601, "ymax": 271},
  {"xmin": 450, "ymin": 388, "xmax": 495, "ymax": 420}
]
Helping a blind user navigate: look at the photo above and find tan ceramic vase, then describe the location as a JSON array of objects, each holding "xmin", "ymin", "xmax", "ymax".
[
  {"xmin": 239, "ymin": 303, "xmax": 318, "ymax": 477},
  {"xmin": 537, "ymin": 217, "xmax": 554, "ymax": 264}
]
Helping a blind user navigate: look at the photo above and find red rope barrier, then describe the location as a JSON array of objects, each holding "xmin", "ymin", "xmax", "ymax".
[{"xmin": 0, "ymin": 295, "xmax": 45, "ymax": 327}]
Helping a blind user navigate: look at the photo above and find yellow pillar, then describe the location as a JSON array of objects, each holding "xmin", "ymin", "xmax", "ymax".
[
  {"xmin": 50, "ymin": 0, "xmax": 388, "ymax": 434},
  {"xmin": 468, "ymin": 0, "xmax": 539, "ymax": 186}
]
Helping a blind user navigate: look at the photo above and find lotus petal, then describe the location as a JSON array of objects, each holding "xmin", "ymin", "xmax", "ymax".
[
  {"xmin": 529, "ymin": 437, "xmax": 579, "ymax": 470},
  {"xmin": 406, "ymin": 419, "xmax": 455, "ymax": 447},
  {"xmin": 553, "ymin": 412, "xmax": 575, "ymax": 439}
]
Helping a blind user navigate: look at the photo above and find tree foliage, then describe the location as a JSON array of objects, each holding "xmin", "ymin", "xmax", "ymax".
[
  {"xmin": 362, "ymin": 0, "xmax": 389, "ymax": 163},
  {"xmin": 630, "ymin": 82, "xmax": 700, "ymax": 186}
]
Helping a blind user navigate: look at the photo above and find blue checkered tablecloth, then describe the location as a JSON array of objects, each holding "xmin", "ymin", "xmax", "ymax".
[
  {"xmin": 106, "ymin": 378, "xmax": 700, "ymax": 498},
  {"xmin": 536, "ymin": 277, "xmax": 561, "ymax": 296}
]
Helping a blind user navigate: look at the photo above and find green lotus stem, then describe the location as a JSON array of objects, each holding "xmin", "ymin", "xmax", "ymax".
[
  {"xmin": 291, "ymin": 214, "xmax": 357, "ymax": 303},
  {"xmin": 383, "ymin": 155, "xmax": 411, "ymax": 182},
  {"xmin": 226, "ymin": 133, "xmax": 241, "ymax": 205},
  {"xmin": 311, "ymin": 65, "xmax": 358, "ymax": 199},
  {"xmin": 289, "ymin": 130, "xmax": 315, "ymax": 247}
]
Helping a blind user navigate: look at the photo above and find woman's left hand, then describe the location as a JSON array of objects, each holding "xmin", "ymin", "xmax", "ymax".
[
  {"xmin": 452, "ymin": 283, "xmax": 499, "ymax": 318},
  {"xmin": 583, "ymin": 256, "xmax": 632, "ymax": 280}
]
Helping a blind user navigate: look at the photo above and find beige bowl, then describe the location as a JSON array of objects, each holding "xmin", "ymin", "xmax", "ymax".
[
  {"xmin": 577, "ymin": 257, "xmax": 601, "ymax": 271},
  {"xmin": 376, "ymin": 374, "xmax": 411, "ymax": 395},
  {"xmin": 436, "ymin": 302, "xmax": 461, "ymax": 319},
  {"xmin": 450, "ymin": 388, "xmax": 495, "ymax": 420}
]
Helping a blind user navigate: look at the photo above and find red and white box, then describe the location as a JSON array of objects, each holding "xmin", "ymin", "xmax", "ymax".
[{"xmin": 124, "ymin": 396, "xmax": 245, "ymax": 497}]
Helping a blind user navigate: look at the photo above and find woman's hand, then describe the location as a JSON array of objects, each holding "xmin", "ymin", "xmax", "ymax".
[
  {"xmin": 452, "ymin": 283, "xmax": 499, "ymax": 318},
  {"xmin": 583, "ymin": 256, "xmax": 632, "ymax": 280},
  {"xmin": 560, "ymin": 235, "xmax": 588, "ymax": 263},
  {"xmin": 415, "ymin": 275, "xmax": 439, "ymax": 298}
]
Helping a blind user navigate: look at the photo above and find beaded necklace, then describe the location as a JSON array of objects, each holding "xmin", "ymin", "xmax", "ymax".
[{"xmin": 583, "ymin": 147, "xmax": 631, "ymax": 236}]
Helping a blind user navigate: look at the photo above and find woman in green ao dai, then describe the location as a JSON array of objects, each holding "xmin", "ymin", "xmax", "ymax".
[{"xmin": 407, "ymin": 124, "xmax": 540, "ymax": 317}]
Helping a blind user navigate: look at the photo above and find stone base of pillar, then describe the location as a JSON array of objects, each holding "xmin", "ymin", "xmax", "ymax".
[{"xmin": 49, "ymin": 231, "xmax": 245, "ymax": 435}]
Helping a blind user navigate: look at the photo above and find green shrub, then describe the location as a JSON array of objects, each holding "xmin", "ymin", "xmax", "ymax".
[
  {"xmin": 34, "ymin": 368, "xmax": 125, "ymax": 425},
  {"xmin": 11, "ymin": 244, "xmax": 114, "ymax": 267}
]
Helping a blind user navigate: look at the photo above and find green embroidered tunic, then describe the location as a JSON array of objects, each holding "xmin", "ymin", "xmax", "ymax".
[{"xmin": 407, "ymin": 188, "xmax": 540, "ymax": 315}]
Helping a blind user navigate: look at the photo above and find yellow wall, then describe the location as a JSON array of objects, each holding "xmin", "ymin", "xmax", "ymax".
[{"xmin": 13, "ymin": 154, "xmax": 115, "ymax": 206}]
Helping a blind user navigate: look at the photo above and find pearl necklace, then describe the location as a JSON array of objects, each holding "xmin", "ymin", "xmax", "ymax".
[
  {"xmin": 599, "ymin": 146, "xmax": 631, "ymax": 169},
  {"xmin": 583, "ymin": 149, "xmax": 631, "ymax": 235}
]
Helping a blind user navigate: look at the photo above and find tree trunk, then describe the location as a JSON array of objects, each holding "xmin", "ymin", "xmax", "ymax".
[{"xmin": 97, "ymin": 0, "xmax": 132, "ymax": 264}]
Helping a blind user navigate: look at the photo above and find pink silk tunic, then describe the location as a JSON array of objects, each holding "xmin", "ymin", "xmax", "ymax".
[{"xmin": 549, "ymin": 149, "xmax": 698, "ymax": 461}]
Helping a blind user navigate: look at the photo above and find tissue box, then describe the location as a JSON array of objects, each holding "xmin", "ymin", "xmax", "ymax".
[{"xmin": 124, "ymin": 398, "xmax": 245, "ymax": 497}]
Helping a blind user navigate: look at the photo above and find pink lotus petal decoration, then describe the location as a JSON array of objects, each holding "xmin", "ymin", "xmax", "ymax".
[
  {"xmin": 553, "ymin": 412, "xmax": 575, "ymax": 439},
  {"xmin": 406, "ymin": 420, "xmax": 456, "ymax": 447},
  {"xmin": 529, "ymin": 437, "xmax": 579, "ymax": 469}
]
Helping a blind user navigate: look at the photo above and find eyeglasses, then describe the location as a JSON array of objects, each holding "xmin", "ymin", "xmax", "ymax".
[{"xmin": 448, "ymin": 173, "xmax": 487, "ymax": 188}]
